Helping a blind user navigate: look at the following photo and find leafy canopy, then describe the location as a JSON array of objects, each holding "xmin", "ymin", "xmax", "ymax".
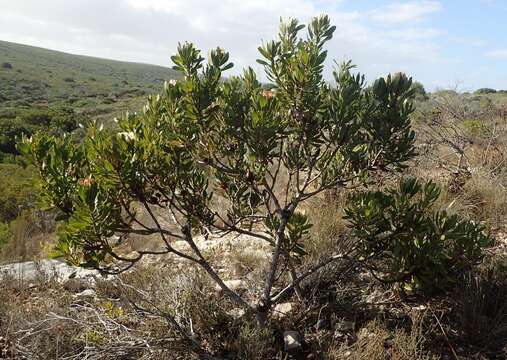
[{"xmin": 346, "ymin": 177, "xmax": 492, "ymax": 292}]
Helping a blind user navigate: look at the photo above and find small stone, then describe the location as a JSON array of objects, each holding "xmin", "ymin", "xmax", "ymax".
[
  {"xmin": 0, "ymin": 260, "xmax": 101, "ymax": 283},
  {"xmin": 227, "ymin": 308, "xmax": 246, "ymax": 318},
  {"xmin": 74, "ymin": 289, "xmax": 96, "ymax": 298},
  {"xmin": 273, "ymin": 302, "xmax": 294, "ymax": 318},
  {"xmin": 284, "ymin": 330, "xmax": 303, "ymax": 352},
  {"xmin": 214, "ymin": 279, "xmax": 247, "ymax": 293}
]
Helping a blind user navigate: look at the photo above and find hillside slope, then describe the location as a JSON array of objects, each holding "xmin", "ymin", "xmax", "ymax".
[
  {"xmin": 0, "ymin": 41, "xmax": 181, "ymax": 258},
  {"xmin": 0, "ymin": 40, "xmax": 179, "ymax": 119}
]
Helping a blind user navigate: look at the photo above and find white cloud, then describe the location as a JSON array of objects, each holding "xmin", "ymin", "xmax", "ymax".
[
  {"xmin": 120, "ymin": 0, "xmax": 446, "ymax": 80},
  {"xmin": 0, "ymin": 0, "xmax": 449, "ymax": 89},
  {"xmin": 485, "ymin": 49, "xmax": 507, "ymax": 59},
  {"xmin": 371, "ymin": 1, "xmax": 442, "ymax": 24},
  {"xmin": 448, "ymin": 35, "xmax": 485, "ymax": 47},
  {"xmin": 385, "ymin": 27, "xmax": 441, "ymax": 41}
]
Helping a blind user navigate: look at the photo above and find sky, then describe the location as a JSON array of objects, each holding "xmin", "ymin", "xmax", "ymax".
[{"xmin": 1, "ymin": 0, "xmax": 506, "ymax": 91}]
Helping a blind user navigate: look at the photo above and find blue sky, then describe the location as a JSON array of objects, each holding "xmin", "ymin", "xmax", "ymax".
[
  {"xmin": 1, "ymin": 0, "xmax": 506, "ymax": 91},
  {"xmin": 334, "ymin": 0, "xmax": 507, "ymax": 90}
]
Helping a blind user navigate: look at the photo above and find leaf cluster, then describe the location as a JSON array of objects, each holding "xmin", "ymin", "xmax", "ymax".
[{"xmin": 345, "ymin": 177, "xmax": 492, "ymax": 292}]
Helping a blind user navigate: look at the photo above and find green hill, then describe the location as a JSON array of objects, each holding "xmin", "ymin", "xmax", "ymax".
[
  {"xmin": 0, "ymin": 41, "xmax": 180, "ymax": 243},
  {"xmin": 0, "ymin": 40, "xmax": 179, "ymax": 119}
]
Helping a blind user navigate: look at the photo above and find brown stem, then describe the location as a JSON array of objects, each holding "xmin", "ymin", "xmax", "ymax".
[
  {"xmin": 262, "ymin": 203, "xmax": 296, "ymax": 305},
  {"xmin": 270, "ymin": 251, "xmax": 354, "ymax": 304}
]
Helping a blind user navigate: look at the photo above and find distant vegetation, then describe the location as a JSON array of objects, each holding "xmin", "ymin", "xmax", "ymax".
[
  {"xmin": 0, "ymin": 40, "xmax": 179, "ymax": 120},
  {"xmin": 0, "ymin": 107, "xmax": 83, "ymax": 156},
  {"xmin": 410, "ymin": 81, "xmax": 428, "ymax": 101},
  {"xmin": 475, "ymin": 88, "xmax": 497, "ymax": 94},
  {"xmin": 0, "ymin": 40, "xmax": 179, "ymax": 257}
]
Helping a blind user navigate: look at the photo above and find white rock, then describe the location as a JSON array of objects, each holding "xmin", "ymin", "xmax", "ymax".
[
  {"xmin": 74, "ymin": 289, "xmax": 97, "ymax": 298},
  {"xmin": 0, "ymin": 260, "xmax": 101, "ymax": 283},
  {"xmin": 283, "ymin": 330, "xmax": 302, "ymax": 351},
  {"xmin": 273, "ymin": 302, "xmax": 294, "ymax": 318},
  {"xmin": 214, "ymin": 279, "xmax": 247, "ymax": 293},
  {"xmin": 227, "ymin": 308, "xmax": 246, "ymax": 318}
]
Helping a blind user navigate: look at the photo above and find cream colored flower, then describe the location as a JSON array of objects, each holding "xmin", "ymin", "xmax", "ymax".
[{"xmin": 262, "ymin": 89, "xmax": 274, "ymax": 98}]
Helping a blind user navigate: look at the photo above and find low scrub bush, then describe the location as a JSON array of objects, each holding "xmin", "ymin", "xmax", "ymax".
[
  {"xmin": 345, "ymin": 177, "xmax": 492, "ymax": 292},
  {"xmin": 475, "ymin": 88, "xmax": 497, "ymax": 95},
  {"xmin": 21, "ymin": 15, "xmax": 417, "ymax": 327},
  {"xmin": 0, "ymin": 107, "xmax": 82, "ymax": 155},
  {"xmin": 410, "ymin": 81, "xmax": 428, "ymax": 101},
  {"xmin": 461, "ymin": 118, "xmax": 490, "ymax": 137}
]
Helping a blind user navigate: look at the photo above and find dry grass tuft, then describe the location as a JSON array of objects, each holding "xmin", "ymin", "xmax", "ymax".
[
  {"xmin": 451, "ymin": 254, "xmax": 507, "ymax": 356},
  {"xmin": 0, "ymin": 211, "xmax": 55, "ymax": 264},
  {"xmin": 303, "ymin": 190, "xmax": 351, "ymax": 263},
  {"xmin": 328, "ymin": 315, "xmax": 437, "ymax": 360}
]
